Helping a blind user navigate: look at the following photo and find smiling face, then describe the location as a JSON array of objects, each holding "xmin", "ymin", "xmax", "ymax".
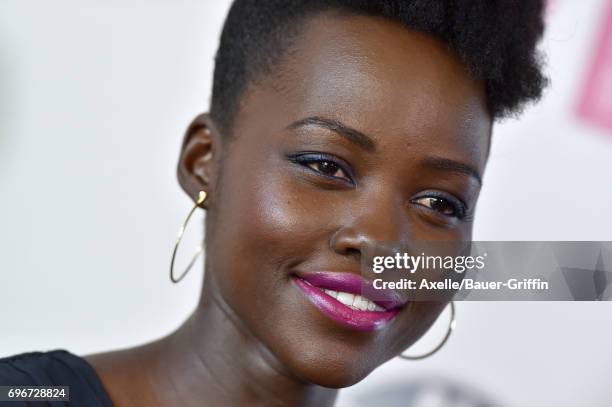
[{"xmin": 179, "ymin": 12, "xmax": 491, "ymax": 388}]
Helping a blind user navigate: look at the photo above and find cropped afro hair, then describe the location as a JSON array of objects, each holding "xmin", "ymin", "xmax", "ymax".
[{"xmin": 210, "ymin": 0, "xmax": 548, "ymax": 136}]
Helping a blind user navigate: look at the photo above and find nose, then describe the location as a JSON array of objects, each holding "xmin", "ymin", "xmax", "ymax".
[{"xmin": 329, "ymin": 192, "xmax": 409, "ymax": 262}]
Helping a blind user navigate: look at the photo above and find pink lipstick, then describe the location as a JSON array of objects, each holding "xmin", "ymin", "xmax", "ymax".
[{"xmin": 293, "ymin": 271, "xmax": 406, "ymax": 331}]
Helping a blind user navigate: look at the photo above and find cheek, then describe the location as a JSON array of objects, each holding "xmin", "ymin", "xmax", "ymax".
[
  {"xmin": 207, "ymin": 151, "xmax": 325, "ymax": 321},
  {"xmin": 223, "ymin": 170, "xmax": 321, "ymax": 264}
]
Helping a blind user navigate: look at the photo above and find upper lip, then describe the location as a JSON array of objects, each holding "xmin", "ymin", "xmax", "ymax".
[{"xmin": 292, "ymin": 270, "xmax": 407, "ymax": 310}]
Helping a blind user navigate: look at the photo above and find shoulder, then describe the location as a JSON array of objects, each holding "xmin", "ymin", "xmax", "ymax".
[
  {"xmin": 0, "ymin": 349, "xmax": 75, "ymax": 385},
  {"xmin": 0, "ymin": 349, "xmax": 114, "ymax": 406}
]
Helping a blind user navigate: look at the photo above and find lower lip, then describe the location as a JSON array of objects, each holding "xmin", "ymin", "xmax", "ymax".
[{"xmin": 293, "ymin": 276, "xmax": 400, "ymax": 331}]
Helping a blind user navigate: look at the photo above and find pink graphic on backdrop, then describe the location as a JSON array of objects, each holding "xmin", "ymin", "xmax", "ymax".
[{"xmin": 576, "ymin": 1, "xmax": 612, "ymax": 135}]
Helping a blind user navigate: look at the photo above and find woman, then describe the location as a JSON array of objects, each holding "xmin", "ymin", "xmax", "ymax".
[{"xmin": 0, "ymin": 1, "xmax": 547, "ymax": 406}]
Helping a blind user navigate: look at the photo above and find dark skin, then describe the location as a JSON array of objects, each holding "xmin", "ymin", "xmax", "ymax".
[{"xmin": 85, "ymin": 12, "xmax": 491, "ymax": 407}]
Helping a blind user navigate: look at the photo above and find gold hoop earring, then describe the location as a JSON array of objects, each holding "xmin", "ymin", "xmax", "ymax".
[
  {"xmin": 399, "ymin": 301, "xmax": 456, "ymax": 360},
  {"xmin": 170, "ymin": 190, "xmax": 207, "ymax": 284}
]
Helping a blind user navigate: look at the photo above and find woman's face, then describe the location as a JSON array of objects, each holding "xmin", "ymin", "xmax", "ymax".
[{"xmin": 181, "ymin": 13, "xmax": 490, "ymax": 388}]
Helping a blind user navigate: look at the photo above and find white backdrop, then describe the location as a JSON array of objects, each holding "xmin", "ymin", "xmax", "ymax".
[{"xmin": 1, "ymin": 1, "xmax": 611, "ymax": 406}]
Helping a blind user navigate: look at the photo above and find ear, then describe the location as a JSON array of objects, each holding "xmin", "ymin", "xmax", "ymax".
[{"xmin": 176, "ymin": 113, "xmax": 221, "ymax": 208}]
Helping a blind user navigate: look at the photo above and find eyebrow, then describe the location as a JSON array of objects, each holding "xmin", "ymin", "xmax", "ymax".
[
  {"xmin": 422, "ymin": 156, "xmax": 483, "ymax": 186},
  {"xmin": 286, "ymin": 116, "xmax": 377, "ymax": 152},
  {"xmin": 287, "ymin": 116, "xmax": 482, "ymax": 185}
]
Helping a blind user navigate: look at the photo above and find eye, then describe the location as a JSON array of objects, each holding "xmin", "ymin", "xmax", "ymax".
[
  {"xmin": 307, "ymin": 160, "xmax": 347, "ymax": 179},
  {"xmin": 411, "ymin": 194, "xmax": 468, "ymax": 220},
  {"xmin": 288, "ymin": 153, "xmax": 354, "ymax": 184}
]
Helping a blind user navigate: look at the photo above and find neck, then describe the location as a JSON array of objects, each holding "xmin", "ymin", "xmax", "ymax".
[{"xmin": 153, "ymin": 273, "xmax": 338, "ymax": 407}]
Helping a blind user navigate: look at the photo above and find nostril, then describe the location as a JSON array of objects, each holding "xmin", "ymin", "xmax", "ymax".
[{"xmin": 342, "ymin": 247, "xmax": 361, "ymax": 260}]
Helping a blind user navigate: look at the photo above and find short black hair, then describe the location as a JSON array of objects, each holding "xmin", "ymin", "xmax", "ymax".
[{"xmin": 210, "ymin": 0, "xmax": 548, "ymax": 136}]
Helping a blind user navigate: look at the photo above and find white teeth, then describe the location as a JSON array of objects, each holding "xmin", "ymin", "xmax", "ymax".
[
  {"xmin": 353, "ymin": 295, "xmax": 367, "ymax": 310},
  {"xmin": 321, "ymin": 289, "xmax": 385, "ymax": 312},
  {"xmin": 336, "ymin": 292, "xmax": 355, "ymax": 307},
  {"xmin": 324, "ymin": 289, "xmax": 337, "ymax": 299}
]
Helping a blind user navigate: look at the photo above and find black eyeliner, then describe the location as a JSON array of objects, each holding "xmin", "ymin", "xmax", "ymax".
[
  {"xmin": 286, "ymin": 151, "xmax": 356, "ymax": 185},
  {"xmin": 411, "ymin": 190, "xmax": 470, "ymax": 220}
]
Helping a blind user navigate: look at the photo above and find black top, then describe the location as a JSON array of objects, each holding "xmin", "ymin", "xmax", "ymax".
[{"xmin": 0, "ymin": 349, "xmax": 113, "ymax": 406}]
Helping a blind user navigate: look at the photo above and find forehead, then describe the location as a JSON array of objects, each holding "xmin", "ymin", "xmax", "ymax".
[{"xmin": 234, "ymin": 12, "xmax": 491, "ymax": 165}]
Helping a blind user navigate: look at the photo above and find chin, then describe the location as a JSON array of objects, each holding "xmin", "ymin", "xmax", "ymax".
[
  {"xmin": 278, "ymin": 339, "xmax": 387, "ymax": 389},
  {"xmin": 297, "ymin": 364, "xmax": 370, "ymax": 389},
  {"xmin": 300, "ymin": 362, "xmax": 373, "ymax": 389}
]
